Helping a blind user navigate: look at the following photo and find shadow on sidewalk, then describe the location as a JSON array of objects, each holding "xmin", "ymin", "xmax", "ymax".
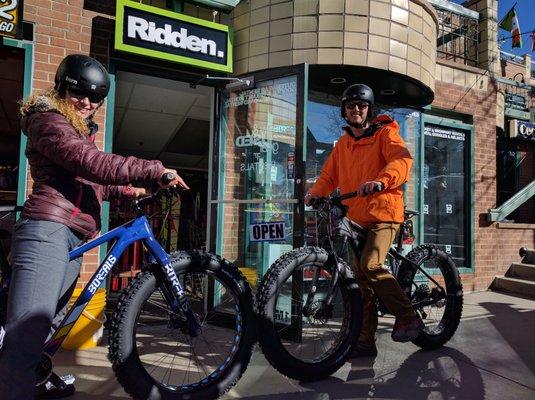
[
  {"xmin": 237, "ymin": 347, "xmax": 485, "ymax": 400},
  {"xmin": 479, "ymin": 300, "xmax": 535, "ymax": 379}
]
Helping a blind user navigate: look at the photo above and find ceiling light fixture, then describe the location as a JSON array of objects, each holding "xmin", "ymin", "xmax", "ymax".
[{"xmin": 330, "ymin": 77, "xmax": 347, "ymax": 84}]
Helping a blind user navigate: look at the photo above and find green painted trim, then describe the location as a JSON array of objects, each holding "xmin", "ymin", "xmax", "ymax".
[
  {"xmin": 99, "ymin": 64, "xmax": 117, "ymax": 266},
  {"xmin": 115, "ymin": 0, "xmax": 233, "ymax": 73},
  {"xmin": 418, "ymin": 112, "xmax": 425, "ymax": 244},
  {"xmin": 215, "ymin": 98, "xmax": 226, "ymax": 256},
  {"xmin": 302, "ymin": 63, "xmax": 309, "ymax": 162},
  {"xmin": 205, "ymin": 87, "xmax": 215, "ymax": 252},
  {"xmin": 3, "ymin": 38, "xmax": 34, "ymax": 209},
  {"xmin": 422, "ymin": 114, "xmax": 475, "ymax": 272}
]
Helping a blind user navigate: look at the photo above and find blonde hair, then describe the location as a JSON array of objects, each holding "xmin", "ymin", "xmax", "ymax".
[{"xmin": 20, "ymin": 88, "xmax": 90, "ymax": 136}]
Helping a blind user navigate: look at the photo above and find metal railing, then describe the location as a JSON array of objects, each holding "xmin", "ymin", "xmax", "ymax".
[
  {"xmin": 430, "ymin": 0, "xmax": 479, "ymax": 67},
  {"xmin": 488, "ymin": 180, "xmax": 535, "ymax": 222}
]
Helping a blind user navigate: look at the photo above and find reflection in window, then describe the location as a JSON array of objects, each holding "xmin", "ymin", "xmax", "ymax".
[{"xmin": 217, "ymin": 75, "xmax": 298, "ymax": 283}]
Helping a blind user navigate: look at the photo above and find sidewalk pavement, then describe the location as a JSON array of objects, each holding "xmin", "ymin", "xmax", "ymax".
[{"xmin": 52, "ymin": 290, "xmax": 535, "ymax": 400}]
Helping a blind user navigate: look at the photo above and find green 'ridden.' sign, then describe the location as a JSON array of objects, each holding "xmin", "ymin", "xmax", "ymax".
[{"xmin": 115, "ymin": 0, "xmax": 233, "ymax": 73}]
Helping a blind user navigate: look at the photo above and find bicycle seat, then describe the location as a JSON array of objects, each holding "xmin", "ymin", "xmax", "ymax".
[
  {"xmin": 338, "ymin": 217, "xmax": 367, "ymax": 240},
  {"xmin": 404, "ymin": 209, "xmax": 420, "ymax": 219}
]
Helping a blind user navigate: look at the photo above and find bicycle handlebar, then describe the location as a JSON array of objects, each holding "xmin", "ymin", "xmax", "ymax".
[
  {"xmin": 132, "ymin": 173, "xmax": 187, "ymax": 213},
  {"xmin": 309, "ymin": 184, "xmax": 383, "ymax": 209}
]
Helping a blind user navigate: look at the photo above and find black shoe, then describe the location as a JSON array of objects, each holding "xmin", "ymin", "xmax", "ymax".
[
  {"xmin": 349, "ymin": 341, "xmax": 378, "ymax": 358},
  {"xmin": 391, "ymin": 316, "xmax": 424, "ymax": 343},
  {"xmin": 35, "ymin": 374, "xmax": 76, "ymax": 399}
]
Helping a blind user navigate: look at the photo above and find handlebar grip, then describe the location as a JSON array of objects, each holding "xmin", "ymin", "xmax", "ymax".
[{"xmin": 161, "ymin": 172, "xmax": 175, "ymax": 185}]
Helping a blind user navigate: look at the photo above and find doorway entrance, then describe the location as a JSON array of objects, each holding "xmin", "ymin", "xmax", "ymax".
[{"xmin": 110, "ymin": 70, "xmax": 213, "ymax": 290}]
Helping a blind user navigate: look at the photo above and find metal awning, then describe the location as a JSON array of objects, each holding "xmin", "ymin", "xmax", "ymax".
[{"xmin": 309, "ymin": 65, "xmax": 434, "ymax": 108}]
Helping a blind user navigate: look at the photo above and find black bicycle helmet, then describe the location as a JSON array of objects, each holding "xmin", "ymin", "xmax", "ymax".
[
  {"xmin": 340, "ymin": 84, "xmax": 374, "ymax": 120},
  {"xmin": 54, "ymin": 54, "xmax": 110, "ymax": 100}
]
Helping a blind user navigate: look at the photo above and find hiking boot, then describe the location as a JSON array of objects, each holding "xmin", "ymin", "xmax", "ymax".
[
  {"xmin": 35, "ymin": 374, "xmax": 76, "ymax": 399},
  {"xmin": 349, "ymin": 341, "xmax": 378, "ymax": 358},
  {"xmin": 391, "ymin": 316, "xmax": 424, "ymax": 343}
]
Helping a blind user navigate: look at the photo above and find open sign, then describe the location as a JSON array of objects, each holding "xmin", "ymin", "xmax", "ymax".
[{"xmin": 249, "ymin": 221, "xmax": 285, "ymax": 242}]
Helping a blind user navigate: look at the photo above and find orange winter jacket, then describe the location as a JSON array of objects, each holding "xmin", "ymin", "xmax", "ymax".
[{"xmin": 309, "ymin": 115, "xmax": 413, "ymax": 226}]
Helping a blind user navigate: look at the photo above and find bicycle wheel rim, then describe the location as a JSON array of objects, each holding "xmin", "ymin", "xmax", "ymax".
[
  {"xmin": 133, "ymin": 271, "xmax": 243, "ymax": 392},
  {"xmin": 270, "ymin": 264, "xmax": 352, "ymax": 364},
  {"xmin": 412, "ymin": 257, "xmax": 453, "ymax": 335}
]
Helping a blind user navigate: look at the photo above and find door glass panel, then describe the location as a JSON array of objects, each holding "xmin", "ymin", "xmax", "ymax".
[
  {"xmin": 215, "ymin": 75, "xmax": 298, "ymax": 282},
  {"xmin": 423, "ymin": 123, "xmax": 468, "ymax": 268}
]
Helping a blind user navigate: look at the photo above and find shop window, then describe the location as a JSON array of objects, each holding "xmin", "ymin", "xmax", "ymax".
[
  {"xmin": 304, "ymin": 95, "xmax": 421, "ymax": 254},
  {"xmin": 0, "ymin": 46, "xmax": 24, "ymax": 206},
  {"xmin": 423, "ymin": 123, "xmax": 470, "ymax": 268}
]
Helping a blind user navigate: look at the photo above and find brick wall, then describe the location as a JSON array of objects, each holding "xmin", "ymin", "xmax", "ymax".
[{"xmin": 433, "ymin": 78, "xmax": 535, "ymax": 291}]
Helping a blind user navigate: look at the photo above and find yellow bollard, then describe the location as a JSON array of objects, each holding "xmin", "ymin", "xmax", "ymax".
[{"xmin": 61, "ymin": 288, "xmax": 106, "ymax": 350}]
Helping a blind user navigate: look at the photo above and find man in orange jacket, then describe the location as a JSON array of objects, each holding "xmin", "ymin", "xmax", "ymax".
[{"xmin": 305, "ymin": 84, "xmax": 423, "ymax": 357}]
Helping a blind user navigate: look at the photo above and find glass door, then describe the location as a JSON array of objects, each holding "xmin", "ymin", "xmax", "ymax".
[{"xmin": 210, "ymin": 66, "xmax": 306, "ymax": 285}]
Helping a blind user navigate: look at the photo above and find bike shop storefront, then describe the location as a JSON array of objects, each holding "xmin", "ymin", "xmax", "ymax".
[
  {"xmin": 212, "ymin": 63, "xmax": 475, "ymax": 300},
  {"xmin": 109, "ymin": 0, "xmax": 231, "ymax": 291},
  {"xmin": 114, "ymin": 1, "xmax": 475, "ymax": 296}
]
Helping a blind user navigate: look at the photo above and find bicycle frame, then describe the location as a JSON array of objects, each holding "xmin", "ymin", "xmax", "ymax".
[{"xmin": 43, "ymin": 214, "xmax": 201, "ymax": 357}]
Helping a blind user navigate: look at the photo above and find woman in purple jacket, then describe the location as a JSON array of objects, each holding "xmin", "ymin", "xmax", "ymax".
[{"xmin": 0, "ymin": 54, "xmax": 188, "ymax": 399}]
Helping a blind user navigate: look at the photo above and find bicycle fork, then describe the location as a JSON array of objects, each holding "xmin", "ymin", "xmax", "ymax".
[
  {"xmin": 302, "ymin": 252, "xmax": 342, "ymax": 319},
  {"xmin": 144, "ymin": 237, "xmax": 202, "ymax": 337}
]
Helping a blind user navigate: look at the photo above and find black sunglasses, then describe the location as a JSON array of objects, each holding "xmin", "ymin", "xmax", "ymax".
[
  {"xmin": 67, "ymin": 87, "xmax": 104, "ymax": 103},
  {"xmin": 345, "ymin": 100, "xmax": 369, "ymax": 110}
]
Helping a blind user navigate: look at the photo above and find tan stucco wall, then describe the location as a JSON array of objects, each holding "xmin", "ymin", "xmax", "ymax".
[{"xmin": 231, "ymin": 0, "xmax": 438, "ymax": 91}]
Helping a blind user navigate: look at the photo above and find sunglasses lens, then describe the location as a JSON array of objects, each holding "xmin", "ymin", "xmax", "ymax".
[
  {"xmin": 68, "ymin": 87, "xmax": 103, "ymax": 103},
  {"xmin": 88, "ymin": 93, "xmax": 104, "ymax": 103},
  {"xmin": 346, "ymin": 101, "xmax": 368, "ymax": 109}
]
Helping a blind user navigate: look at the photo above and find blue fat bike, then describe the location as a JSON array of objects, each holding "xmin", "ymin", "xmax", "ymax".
[{"xmin": 0, "ymin": 175, "xmax": 256, "ymax": 399}]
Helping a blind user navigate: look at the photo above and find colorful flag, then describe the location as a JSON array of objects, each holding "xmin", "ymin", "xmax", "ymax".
[{"xmin": 499, "ymin": 5, "xmax": 522, "ymax": 48}]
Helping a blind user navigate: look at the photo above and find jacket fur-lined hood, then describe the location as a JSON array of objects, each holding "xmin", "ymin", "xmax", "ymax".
[{"xmin": 20, "ymin": 89, "xmax": 90, "ymax": 135}]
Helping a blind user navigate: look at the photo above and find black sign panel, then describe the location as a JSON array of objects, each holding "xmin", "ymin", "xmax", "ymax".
[{"xmin": 116, "ymin": 1, "xmax": 232, "ymax": 72}]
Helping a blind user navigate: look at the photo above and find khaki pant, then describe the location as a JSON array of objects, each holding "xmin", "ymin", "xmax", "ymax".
[{"xmin": 354, "ymin": 222, "xmax": 416, "ymax": 344}]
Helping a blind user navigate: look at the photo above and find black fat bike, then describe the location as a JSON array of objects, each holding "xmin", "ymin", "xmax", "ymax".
[{"xmin": 255, "ymin": 190, "xmax": 463, "ymax": 382}]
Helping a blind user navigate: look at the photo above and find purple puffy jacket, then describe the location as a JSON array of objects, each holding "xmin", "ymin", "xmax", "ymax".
[{"xmin": 19, "ymin": 91, "xmax": 165, "ymax": 238}]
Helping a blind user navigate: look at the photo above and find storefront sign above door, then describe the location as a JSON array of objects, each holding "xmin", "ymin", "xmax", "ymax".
[
  {"xmin": 509, "ymin": 119, "xmax": 535, "ymax": 140},
  {"xmin": 0, "ymin": 0, "xmax": 24, "ymax": 39},
  {"xmin": 115, "ymin": 0, "xmax": 232, "ymax": 73}
]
